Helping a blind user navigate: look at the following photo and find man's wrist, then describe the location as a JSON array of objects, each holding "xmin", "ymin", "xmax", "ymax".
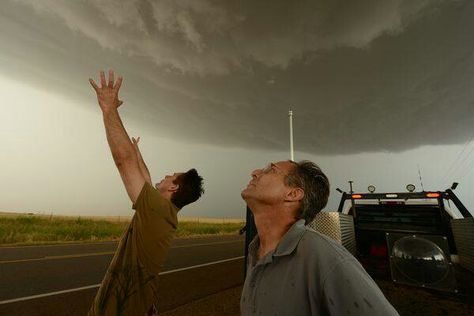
[{"xmin": 101, "ymin": 107, "xmax": 118, "ymax": 116}]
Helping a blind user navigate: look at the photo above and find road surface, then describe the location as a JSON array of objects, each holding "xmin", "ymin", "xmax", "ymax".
[{"xmin": 0, "ymin": 235, "xmax": 245, "ymax": 315}]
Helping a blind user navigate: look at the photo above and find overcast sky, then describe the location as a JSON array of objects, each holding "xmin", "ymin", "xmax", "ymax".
[{"xmin": 1, "ymin": 0, "xmax": 474, "ymax": 219}]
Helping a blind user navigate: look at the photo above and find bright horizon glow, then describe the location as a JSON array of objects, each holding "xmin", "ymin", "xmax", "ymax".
[{"xmin": 2, "ymin": 74, "xmax": 473, "ymax": 219}]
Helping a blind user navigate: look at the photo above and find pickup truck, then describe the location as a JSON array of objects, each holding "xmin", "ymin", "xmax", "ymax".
[{"xmin": 243, "ymin": 182, "xmax": 474, "ymax": 315}]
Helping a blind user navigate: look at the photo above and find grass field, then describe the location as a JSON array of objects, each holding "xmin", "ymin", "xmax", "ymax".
[{"xmin": 0, "ymin": 213, "xmax": 245, "ymax": 246}]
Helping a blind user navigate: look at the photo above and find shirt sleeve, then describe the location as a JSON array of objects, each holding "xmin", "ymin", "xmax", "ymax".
[
  {"xmin": 132, "ymin": 182, "xmax": 178, "ymax": 217},
  {"xmin": 321, "ymin": 258, "xmax": 400, "ymax": 316},
  {"xmin": 131, "ymin": 182, "xmax": 179, "ymax": 274}
]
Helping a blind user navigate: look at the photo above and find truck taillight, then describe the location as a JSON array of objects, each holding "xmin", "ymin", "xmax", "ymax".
[
  {"xmin": 426, "ymin": 192, "xmax": 440, "ymax": 198},
  {"xmin": 352, "ymin": 194, "xmax": 362, "ymax": 199}
]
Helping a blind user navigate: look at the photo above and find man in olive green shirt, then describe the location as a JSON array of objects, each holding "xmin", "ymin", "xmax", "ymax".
[{"xmin": 88, "ymin": 70, "xmax": 204, "ymax": 315}]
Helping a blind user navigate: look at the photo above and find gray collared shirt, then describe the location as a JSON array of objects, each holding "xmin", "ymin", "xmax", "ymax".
[{"xmin": 240, "ymin": 219, "xmax": 399, "ymax": 316}]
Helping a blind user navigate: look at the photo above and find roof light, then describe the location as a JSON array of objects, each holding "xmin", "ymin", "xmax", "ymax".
[
  {"xmin": 368, "ymin": 185, "xmax": 376, "ymax": 193},
  {"xmin": 426, "ymin": 192, "xmax": 440, "ymax": 198},
  {"xmin": 352, "ymin": 194, "xmax": 362, "ymax": 199},
  {"xmin": 406, "ymin": 184, "xmax": 416, "ymax": 192}
]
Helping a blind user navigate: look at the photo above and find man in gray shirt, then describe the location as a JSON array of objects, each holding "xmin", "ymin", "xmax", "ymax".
[{"xmin": 240, "ymin": 160, "xmax": 399, "ymax": 315}]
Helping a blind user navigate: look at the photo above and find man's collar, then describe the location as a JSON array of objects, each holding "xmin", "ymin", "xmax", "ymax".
[
  {"xmin": 247, "ymin": 234, "xmax": 262, "ymax": 266},
  {"xmin": 248, "ymin": 219, "xmax": 306, "ymax": 263},
  {"xmin": 273, "ymin": 219, "xmax": 306, "ymax": 257}
]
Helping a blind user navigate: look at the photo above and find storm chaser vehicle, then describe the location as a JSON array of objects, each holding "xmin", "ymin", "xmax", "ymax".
[
  {"xmin": 329, "ymin": 183, "xmax": 473, "ymax": 292},
  {"xmin": 244, "ymin": 183, "xmax": 474, "ymax": 290},
  {"xmin": 243, "ymin": 183, "xmax": 474, "ymax": 314}
]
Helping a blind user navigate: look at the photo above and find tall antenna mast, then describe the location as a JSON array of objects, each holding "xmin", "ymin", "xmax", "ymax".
[
  {"xmin": 417, "ymin": 164, "xmax": 425, "ymax": 192},
  {"xmin": 289, "ymin": 109, "xmax": 294, "ymax": 161}
]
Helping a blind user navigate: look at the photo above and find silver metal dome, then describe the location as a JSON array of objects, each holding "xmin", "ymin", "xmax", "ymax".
[{"xmin": 391, "ymin": 235, "xmax": 449, "ymax": 285}]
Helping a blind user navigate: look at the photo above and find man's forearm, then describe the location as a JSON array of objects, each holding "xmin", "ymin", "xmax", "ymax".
[
  {"xmin": 102, "ymin": 109, "xmax": 135, "ymax": 164},
  {"xmin": 136, "ymin": 151, "xmax": 152, "ymax": 185}
]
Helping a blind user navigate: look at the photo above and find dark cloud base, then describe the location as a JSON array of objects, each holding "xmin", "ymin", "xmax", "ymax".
[{"xmin": 1, "ymin": 0, "xmax": 473, "ymax": 155}]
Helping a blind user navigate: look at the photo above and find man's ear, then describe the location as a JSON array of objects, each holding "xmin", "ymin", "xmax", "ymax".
[
  {"xmin": 285, "ymin": 187, "xmax": 304, "ymax": 202},
  {"xmin": 169, "ymin": 183, "xmax": 179, "ymax": 193}
]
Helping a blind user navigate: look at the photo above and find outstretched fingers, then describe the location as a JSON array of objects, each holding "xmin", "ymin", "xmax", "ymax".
[
  {"xmin": 114, "ymin": 76, "xmax": 123, "ymax": 91},
  {"xmin": 131, "ymin": 136, "xmax": 140, "ymax": 145},
  {"xmin": 99, "ymin": 70, "xmax": 106, "ymax": 88},
  {"xmin": 108, "ymin": 70, "xmax": 114, "ymax": 88},
  {"xmin": 131, "ymin": 137, "xmax": 139, "ymax": 153},
  {"xmin": 91, "ymin": 70, "xmax": 123, "ymax": 109},
  {"xmin": 92, "ymin": 69, "xmax": 121, "ymax": 91},
  {"xmin": 89, "ymin": 78, "xmax": 99, "ymax": 92}
]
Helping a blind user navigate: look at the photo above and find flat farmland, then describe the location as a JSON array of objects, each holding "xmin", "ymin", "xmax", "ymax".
[{"xmin": 0, "ymin": 212, "xmax": 245, "ymax": 245}]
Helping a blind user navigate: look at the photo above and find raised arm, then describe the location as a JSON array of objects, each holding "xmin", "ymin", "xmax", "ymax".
[
  {"xmin": 131, "ymin": 137, "xmax": 153, "ymax": 186},
  {"xmin": 89, "ymin": 70, "xmax": 145, "ymax": 204}
]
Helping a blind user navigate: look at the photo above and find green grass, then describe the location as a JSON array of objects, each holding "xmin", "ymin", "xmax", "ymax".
[
  {"xmin": 176, "ymin": 221, "xmax": 244, "ymax": 237},
  {"xmin": 0, "ymin": 216, "xmax": 129, "ymax": 245},
  {"xmin": 0, "ymin": 216, "xmax": 244, "ymax": 246}
]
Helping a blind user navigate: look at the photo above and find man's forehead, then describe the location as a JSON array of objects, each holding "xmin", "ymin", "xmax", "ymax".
[{"xmin": 273, "ymin": 160, "xmax": 295, "ymax": 171}]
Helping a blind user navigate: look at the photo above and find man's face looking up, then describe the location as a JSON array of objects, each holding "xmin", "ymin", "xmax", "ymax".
[
  {"xmin": 155, "ymin": 173, "xmax": 183, "ymax": 194},
  {"xmin": 241, "ymin": 161, "xmax": 296, "ymax": 205}
]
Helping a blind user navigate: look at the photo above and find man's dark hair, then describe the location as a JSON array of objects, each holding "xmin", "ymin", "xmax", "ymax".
[
  {"xmin": 285, "ymin": 160, "xmax": 330, "ymax": 224},
  {"xmin": 171, "ymin": 168, "xmax": 204, "ymax": 209}
]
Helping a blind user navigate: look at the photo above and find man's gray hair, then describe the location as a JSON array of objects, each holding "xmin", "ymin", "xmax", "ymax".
[{"xmin": 285, "ymin": 160, "xmax": 330, "ymax": 224}]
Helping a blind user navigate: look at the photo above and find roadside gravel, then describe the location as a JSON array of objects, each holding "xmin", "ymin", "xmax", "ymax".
[
  {"xmin": 158, "ymin": 286, "xmax": 242, "ymax": 316},
  {"xmin": 158, "ymin": 277, "xmax": 474, "ymax": 316}
]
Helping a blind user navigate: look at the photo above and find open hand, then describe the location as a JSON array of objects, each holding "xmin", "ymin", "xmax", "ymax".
[{"xmin": 89, "ymin": 70, "xmax": 123, "ymax": 112}]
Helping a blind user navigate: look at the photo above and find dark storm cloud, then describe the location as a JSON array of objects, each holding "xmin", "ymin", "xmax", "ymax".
[{"xmin": 1, "ymin": 0, "xmax": 474, "ymax": 154}]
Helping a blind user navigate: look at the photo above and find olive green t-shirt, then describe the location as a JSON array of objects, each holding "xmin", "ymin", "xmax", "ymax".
[{"xmin": 88, "ymin": 182, "xmax": 179, "ymax": 316}]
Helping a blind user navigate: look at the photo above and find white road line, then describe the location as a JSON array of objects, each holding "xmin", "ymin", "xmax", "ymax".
[
  {"xmin": 0, "ymin": 237, "xmax": 243, "ymax": 249},
  {"xmin": 0, "ymin": 251, "xmax": 116, "ymax": 264},
  {"xmin": 172, "ymin": 240, "xmax": 243, "ymax": 249},
  {"xmin": 0, "ymin": 240, "xmax": 243, "ymax": 264},
  {"xmin": 0, "ymin": 241, "xmax": 117, "ymax": 249},
  {"xmin": 0, "ymin": 256, "xmax": 244, "ymax": 305},
  {"xmin": 0, "ymin": 284, "xmax": 101, "ymax": 305},
  {"xmin": 159, "ymin": 256, "xmax": 244, "ymax": 275}
]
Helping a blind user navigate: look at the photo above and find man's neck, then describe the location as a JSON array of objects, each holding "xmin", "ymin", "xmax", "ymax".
[
  {"xmin": 158, "ymin": 187, "xmax": 173, "ymax": 201},
  {"xmin": 252, "ymin": 205, "xmax": 296, "ymax": 260},
  {"xmin": 161, "ymin": 191, "xmax": 173, "ymax": 201}
]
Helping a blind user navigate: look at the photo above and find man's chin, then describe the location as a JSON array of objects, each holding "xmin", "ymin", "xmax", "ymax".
[{"xmin": 241, "ymin": 188, "xmax": 251, "ymax": 200}]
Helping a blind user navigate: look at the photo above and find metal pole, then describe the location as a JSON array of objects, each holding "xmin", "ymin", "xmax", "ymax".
[
  {"xmin": 349, "ymin": 180, "xmax": 356, "ymax": 216},
  {"xmin": 289, "ymin": 109, "xmax": 294, "ymax": 161}
]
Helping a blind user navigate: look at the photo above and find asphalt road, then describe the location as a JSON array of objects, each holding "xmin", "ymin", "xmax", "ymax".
[{"xmin": 0, "ymin": 235, "xmax": 245, "ymax": 315}]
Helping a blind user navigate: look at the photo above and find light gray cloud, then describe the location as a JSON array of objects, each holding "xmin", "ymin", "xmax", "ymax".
[
  {"xmin": 1, "ymin": 0, "xmax": 473, "ymax": 155},
  {"xmin": 11, "ymin": 0, "xmax": 445, "ymax": 74}
]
